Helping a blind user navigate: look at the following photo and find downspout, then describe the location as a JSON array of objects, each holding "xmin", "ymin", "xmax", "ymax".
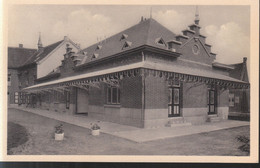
[{"xmin": 141, "ymin": 51, "xmax": 145, "ymax": 128}]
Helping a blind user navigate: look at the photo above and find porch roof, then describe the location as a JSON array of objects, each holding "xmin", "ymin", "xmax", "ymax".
[{"xmin": 22, "ymin": 61, "xmax": 248, "ymax": 91}]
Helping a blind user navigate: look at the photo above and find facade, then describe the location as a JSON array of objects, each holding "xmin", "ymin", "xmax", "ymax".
[
  {"xmin": 19, "ymin": 15, "xmax": 250, "ymax": 128},
  {"xmin": 8, "ymin": 35, "xmax": 80, "ymax": 106},
  {"xmin": 8, "ymin": 44, "xmax": 36, "ymax": 105},
  {"xmin": 228, "ymin": 58, "xmax": 250, "ymax": 120}
]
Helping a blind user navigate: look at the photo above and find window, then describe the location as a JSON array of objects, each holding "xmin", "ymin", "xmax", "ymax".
[
  {"xmin": 107, "ymin": 85, "xmax": 120, "ymax": 104},
  {"xmin": 120, "ymin": 34, "xmax": 128, "ymax": 40},
  {"xmin": 122, "ymin": 41, "xmax": 132, "ymax": 49},
  {"xmin": 8, "ymin": 74, "xmax": 11, "ymax": 86},
  {"xmin": 91, "ymin": 53, "xmax": 99, "ymax": 60},
  {"xmin": 26, "ymin": 78, "xmax": 29, "ymax": 86},
  {"xmin": 155, "ymin": 37, "xmax": 166, "ymax": 46},
  {"xmin": 229, "ymin": 94, "xmax": 235, "ymax": 106},
  {"xmin": 66, "ymin": 91, "xmax": 70, "ymax": 109},
  {"xmin": 14, "ymin": 92, "xmax": 19, "ymax": 104},
  {"xmin": 208, "ymin": 88, "xmax": 216, "ymax": 114}
]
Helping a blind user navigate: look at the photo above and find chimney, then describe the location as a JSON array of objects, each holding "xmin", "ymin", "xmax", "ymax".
[
  {"xmin": 19, "ymin": 44, "xmax": 23, "ymax": 48},
  {"xmin": 141, "ymin": 16, "xmax": 144, "ymax": 22},
  {"xmin": 243, "ymin": 57, "xmax": 247, "ymax": 63}
]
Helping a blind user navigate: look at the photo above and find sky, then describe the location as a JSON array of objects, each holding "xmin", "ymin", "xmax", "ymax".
[{"xmin": 8, "ymin": 5, "xmax": 250, "ymax": 65}]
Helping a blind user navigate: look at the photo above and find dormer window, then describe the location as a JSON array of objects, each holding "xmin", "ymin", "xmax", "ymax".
[
  {"xmin": 91, "ymin": 53, "xmax": 99, "ymax": 60},
  {"xmin": 122, "ymin": 41, "xmax": 132, "ymax": 49},
  {"xmin": 83, "ymin": 51, "xmax": 87, "ymax": 55},
  {"xmin": 155, "ymin": 37, "xmax": 166, "ymax": 46},
  {"xmin": 96, "ymin": 45, "xmax": 102, "ymax": 50},
  {"xmin": 120, "ymin": 34, "xmax": 128, "ymax": 40}
]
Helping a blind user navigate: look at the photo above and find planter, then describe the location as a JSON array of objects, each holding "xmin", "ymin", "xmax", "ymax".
[
  {"xmin": 55, "ymin": 132, "xmax": 64, "ymax": 141},
  {"xmin": 91, "ymin": 129, "xmax": 100, "ymax": 136}
]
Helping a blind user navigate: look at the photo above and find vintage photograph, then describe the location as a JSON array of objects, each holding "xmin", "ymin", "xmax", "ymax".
[{"xmin": 5, "ymin": 3, "xmax": 255, "ymax": 160}]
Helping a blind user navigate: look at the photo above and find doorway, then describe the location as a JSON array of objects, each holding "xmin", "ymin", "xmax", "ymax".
[
  {"xmin": 168, "ymin": 87, "xmax": 181, "ymax": 117},
  {"xmin": 76, "ymin": 88, "xmax": 89, "ymax": 114},
  {"xmin": 208, "ymin": 88, "xmax": 216, "ymax": 115}
]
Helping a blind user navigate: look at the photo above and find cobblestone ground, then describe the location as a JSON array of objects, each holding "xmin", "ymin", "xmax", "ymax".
[{"xmin": 8, "ymin": 108, "xmax": 249, "ymax": 155}]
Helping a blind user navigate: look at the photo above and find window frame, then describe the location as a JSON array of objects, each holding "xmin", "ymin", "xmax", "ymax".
[
  {"xmin": 107, "ymin": 85, "xmax": 120, "ymax": 105},
  {"xmin": 8, "ymin": 74, "xmax": 11, "ymax": 86}
]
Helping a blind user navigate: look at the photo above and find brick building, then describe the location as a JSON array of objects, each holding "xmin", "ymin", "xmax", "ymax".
[
  {"xmin": 20, "ymin": 14, "xmax": 250, "ymax": 128},
  {"xmin": 8, "ymin": 35, "xmax": 80, "ymax": 106},
  {"xmin": 8, "ymin": 44, "xmax": 36, "ymax": 105}
]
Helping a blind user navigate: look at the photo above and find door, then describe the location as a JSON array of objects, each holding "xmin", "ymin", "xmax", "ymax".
[
  {"xmin": 168, "ymin": 87, "xmax": 181, "ymax": 117},
  {"xmin": 208, "ymin": 89, "xmax": 216, "ymax": 114},
  {"xmin": 76, "ymin": 88, "xmax": 89, "ymax": 114}
]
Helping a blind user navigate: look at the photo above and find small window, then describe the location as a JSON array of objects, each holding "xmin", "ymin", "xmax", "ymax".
[
  {"xmin": 14, "ymin": 92, "xmax": 19, "ymax": 104},
  {"xmin": 107, "ymin": 85, "xmax": 120, "ymax": 104},
  {"xmin": 155, "ymin": 37, "xmax": 166, "ymax": 46},
  {"xmin": 96, "ymin": 45, "xmax": 102, "ymax": 50},
  {"xmin": 122, "ymin": 41, "xmax": 132, "ymax": 49},
  {"xmin": 8, "ymin": 74, "xmax": 11, "ymax": 86},
  {"xmin": 120, "ymin": 34, "xmax": 128, "ymax": 40},
  {"xmin": 91, "ymin": 53, "xmax": 99, "ymax": 60},
  {"xmin": 66, "ymin": 91, "xmax": 70, "ymax": 109}
]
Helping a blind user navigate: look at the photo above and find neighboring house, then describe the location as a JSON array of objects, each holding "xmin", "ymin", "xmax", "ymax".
[
  {"xmin": 229, "ymin": 58, "xmax": 250, "ymax": 120},
  {"xmin": 8, "ymin": 44, "xmax": 36, "ymax": 105},
  {"xmin": 22, "ymin": 13, "xmax": 250, "ymax": 128},
  {"xmin": 8, "ymin": 35, "xmax": 81, "ymax": 106},
  {"xmin": 21, "ymin": 35, "xmax": 81, "ymax": 80}
]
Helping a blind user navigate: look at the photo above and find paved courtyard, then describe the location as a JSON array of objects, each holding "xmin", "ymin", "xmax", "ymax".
[
  {"xmin": 10, "ymin": 106, "xmax": 249, "ymax": 143},
  {"xmin": 7, "ymin": 108, "xmax": 250, "ymax": 155}
]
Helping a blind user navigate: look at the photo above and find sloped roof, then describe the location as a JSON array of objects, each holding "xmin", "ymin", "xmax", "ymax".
[
  {"xmin": 79, "ymin": 18, "xmax": 176, "ymax": 65},
  {"xmin": 22, "ymin": 40, "xmax": 63, "ymax": 66},
  {"xmin": 229, "ymin": 62, "xmax": 249, "ymax": 83},
  {"xmin": 8, "ymin": 47, "xmax": 37, "ymax": 68}
]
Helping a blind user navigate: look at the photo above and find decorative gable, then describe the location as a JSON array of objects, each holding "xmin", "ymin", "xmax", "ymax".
[{"xmin": 179, "ymin": 37, "xmax": 215, "ymax": 65}]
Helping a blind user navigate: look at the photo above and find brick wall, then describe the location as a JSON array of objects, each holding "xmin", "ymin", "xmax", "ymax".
[
  {"xmin": 8, "ymin": 69, "xmax": 20, "ymax": 104},
  {"xmin": 182, "ymin": 83, "xmax": 208, "ymax": 108},
  {"xmin": 19, "ymin": 65, "xmax": 37, "ymax": 89},
  {"xmin": 229, "ymin": 89, "xmax": 249, "ymax": 113},
  {"xmin": 144, "ymin": 75, "xmax": 168, "ymax": 109},
  {"xmin": 121, "ymin": 76, "xmax": 142, "ymax": 108}
]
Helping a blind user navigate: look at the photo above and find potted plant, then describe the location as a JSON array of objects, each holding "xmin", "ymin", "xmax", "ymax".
[
  {"xmin": 54, "ymin": 124, "xmax": 64, "ymax": 141},
  {"xmin": 90, "ymin": 121, "xmax": 101, "ymax": 136}
]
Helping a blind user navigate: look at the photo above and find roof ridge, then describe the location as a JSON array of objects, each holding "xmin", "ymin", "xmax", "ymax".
[
  {"xmin": 8, "ymin": 47, "xmax": 37, "ymax": 50},
  {"xmin": 144, "ymin": 18, "xmax": 153, "ymax": 46},
  {"xmin": 81, "ymin": 18, "xmax": 152, "ymax": 52},
  {"xmin": 43, "ymin": 39, "xmax": 63, "ymax": 48}
]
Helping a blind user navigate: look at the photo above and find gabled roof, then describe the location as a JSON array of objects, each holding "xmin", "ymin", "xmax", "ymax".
[
  {"xmin": 8, "ymin": 47, "xmax": 37, "ymax": 68},
  {"xmin": 22, "ymin": 40, "xmax": 63, "ymax": 66},
  {"xmin": 229, "ymin": 62, "xmax": 249, "ymax": 83},
  {"xmin": 79, "ymin": 18, "xmax": 176, "ymax": 65}
]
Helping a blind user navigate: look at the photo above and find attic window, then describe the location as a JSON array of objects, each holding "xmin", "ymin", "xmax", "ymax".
[
  {"xmin": 91, "ymin": 53, "xmax": 99, "ymax": 60},
  {"xmin": 122, "ymin": 41, "xmax": 132, "ymax": 49},
  {"xmin": 120, "ymin": 34, "xmax": 128, "ymax": 40},
  {"xmin": 155, "ymin": 37, "xmax": 166, "ymax": 46},
  {"xmin": 96, "ymin": 45, "xmax": 102, "ymax": 50}
]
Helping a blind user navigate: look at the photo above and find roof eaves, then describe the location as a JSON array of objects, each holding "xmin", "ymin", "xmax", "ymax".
[
  {"xmin": 75, "ymin": 45, "xmax": 181, "ymax": 70},
  {"xmin": 212, "ymin": 62, "xmax": 235, "ymax": 70}
]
